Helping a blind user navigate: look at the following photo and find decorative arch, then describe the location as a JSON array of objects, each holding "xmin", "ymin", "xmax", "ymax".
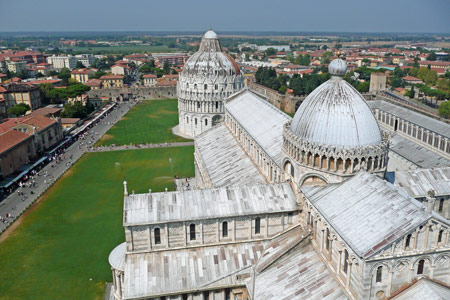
[
  {"xmin": 299, "ymin": 173, "xmax": 328, "ymax": 187},
  {"xmin": 283, "ymin": 160, "xmax": 295, "ymax": 178}
]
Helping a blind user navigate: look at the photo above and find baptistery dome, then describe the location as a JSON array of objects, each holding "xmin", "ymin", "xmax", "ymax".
[
  {"xmin": 177, "ymin": 30, "xmax": 244, "ymax": 137},
  {"xmin": 282, "ymin": 58, "xmax": 389, "ymax": 186}
]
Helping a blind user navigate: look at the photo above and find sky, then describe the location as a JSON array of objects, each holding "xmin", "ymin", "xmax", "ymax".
[{"xmin": 0, "ymin": 0, "xmax": 449, "ymax": 33}]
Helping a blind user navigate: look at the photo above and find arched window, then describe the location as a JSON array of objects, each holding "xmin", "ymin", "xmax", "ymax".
[
  {"xmin": 343, "ymin": 250, "xmax": 349, "ymax": 274},
  {"xmin": 255, "ymin": 217, "xmax": 261, "ymax": 234},
  {"xmin": 376, "ymin": 266, "xmax": 383, "ymax": 283},
  {"xmin": 189, "ymin": 224, "xmax": 196, "ymax": 240},
  {"xmin": 204, "ymin": 84, "xmax": 207, "ymax": 90},
  {"xmin": 215, "ymin": 84, "xmax": 218, "ymax": 90},
  {"xmin": 325, "ymin": 228, "xmax": 330, "ymax": 250},
  {"xmin": 215, "ymin": 101, "xmax": 218, "ymax": 109},
  {"xmin": 195, "ymin": 118, "xmax": 197, "ymax": 126},
  {"xmin": 417, "ymin": 259, "xmax": 425, "ymax": 275},
  {"xmin": 154, "ymin": 228, "xmax": 161, "ymax": 245},
  {"xmin": 205, "ymin": 119, "xmax": 208, "ymax": 126},
  {"xmin": 222, "ymin": 221, "xmax": 228, "ymax": 237},
  {"xmin": 438, "ymin": 230, "xmax": 443, "ymax": 243},
  {"xmin": 405, "ymin": 234, "xmax": 412, "ymax": 248},
  {"xmin": 439, "ymin": 199, "xmax": 444, "ymax": 213}
]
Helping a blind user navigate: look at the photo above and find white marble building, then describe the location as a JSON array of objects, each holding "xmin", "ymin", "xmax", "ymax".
[
  {"xmin": 109, "ymin": 57, "xmax": 450, "ymax": 300},
  {"xmin": 177, "ymin": 30, "xmax": 244, "ymax": 137}
]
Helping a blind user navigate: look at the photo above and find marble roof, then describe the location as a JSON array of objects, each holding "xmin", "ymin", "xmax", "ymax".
[
  {"xmin": 394, "ymin": 167, "xmax": 450, "ymax": 198},
  {"xmin": 123, "ymin": 242, "xmax": 264, "ymax": 299},
  {"xmin": 389, "ymin": 134, "xmax": 450, "ymax": 168},
  {"xmin": 195, "ymin": 124, "xmax": 266, "ymax": 187},
  {"xmin": 302, "ymin": 172, "xmax": 441, "ymax": 259},
  {"xmin": 253, "ymin": 239, "xmax": 348, "ymax": 300},
  {"xmin": 390, "ymin": 278, "xmax": 450, "ymax": 300},
  {"xmin": 123, "ymin": 183, "xmax": 297, "ymax": 226},
  {"xmin": 225, "ymin": 89, "xmax": 291, "ymax": 167}
]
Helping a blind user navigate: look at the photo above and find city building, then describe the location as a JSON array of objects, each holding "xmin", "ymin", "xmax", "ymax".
[
  {"xmin": 6, "ymin": 60, "xmax": 27, "ymax": 74},
  {"xmin": 75, "ymin": 54, "xmax": 96, "ymax": 67},
  {"xmin": 47, "ymin": 55, "xmax": 78, "ymax": 70},
  {"xmin": 100, "ymin": 74, "xmax": 124, "ymax": 88},
  {"xmin": 0, "ymin": 83, "xmax": 42, "ymax": 111},
  {"xmin": 177, "ymin": 30, "xmax": 244, "ymax": 137},
  {"xmin": 154, "ymin": 54, "xmax": 189, "ymax": 66},
  {"xmin": 0, "ymin": 114, "xmax": 63, "ymax": 178},
  {"xmin": 111, "ymin": 64, "xmax": 130, "ymax": 76},
  {"xmin": 109, "ymin": 57, "xmax": 450, "ymax": 300},
  {"xmin": 71, "ymin": 68, "xmax": 96, "ymax": 83},
  {"xmin": 142, "ymin": 74, "xmax": 157, "ymax": 87}
]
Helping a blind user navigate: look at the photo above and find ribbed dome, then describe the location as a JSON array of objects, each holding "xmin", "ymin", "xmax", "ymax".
[
  {"xmin": 182, "ymin": 30, "xmax": 240, "ymax": 76},
  {"xmin": 290, "ymin": 60, "xmax": 381, "ymax": 148}
]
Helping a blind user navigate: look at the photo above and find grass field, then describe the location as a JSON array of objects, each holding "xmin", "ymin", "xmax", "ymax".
[
  {"xmin": 0, "ymin": 147, "xmax": 194, "ymax": 300},
  {"xmin": 96, "ymin": 99, "xmax": 190, "ymax": 146}
]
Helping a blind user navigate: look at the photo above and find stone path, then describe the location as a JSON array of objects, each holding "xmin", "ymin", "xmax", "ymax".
[{"xmin": 89, "ymin": 141, "xmax": 194, "ymax": 152}]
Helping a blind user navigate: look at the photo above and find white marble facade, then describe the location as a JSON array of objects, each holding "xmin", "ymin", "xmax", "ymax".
[{"xmin": 177, "ymin": 30, "xmax": 244, "ymax": 137}]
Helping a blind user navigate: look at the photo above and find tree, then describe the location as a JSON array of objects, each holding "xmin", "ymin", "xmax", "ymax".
[
  {"xmin": 8, "ymin": 103, "xmax": 31, "ymax": 116},
  {"xmin": 57, "ymin": 67, "xmax": 71, "ymax": 85},
  {"xmin": 335, "ymin": 43, "xmax": 342, "ymax": 49},
  {"xmin": 438, "ymin": 101, "xmax": 450, "ymax": 118},
  {"xmin": 75, "ymin": 61, "xmax": 86, "ymax": 69},
  {"xmin": 409, "ymin": 67, "xmax": 419, "ymax": 77},
  {"xmin": 265, "ymin": 47, "xmax": 277, "ymax": 57},
  {"xmin": 427, "ymin": 52, "xmax": 437, "ymax": 61},
  {"xmin": 163, "ymin": 62, "xmax": 170, "ymax": 74},
  {"xmin": 279, "ymin": 85, "xmax": 288, "ymax": 94}
]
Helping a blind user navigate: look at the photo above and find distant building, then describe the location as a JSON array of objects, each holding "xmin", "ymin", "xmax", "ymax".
[
  {"xmin": 100, "ymin": 74, "xmax": 124, "ymax": 88},
  {"xmin": 154, "ymin": 55, "xmax": 189, "ymax": 66},
  {"xmin": 257, "ymin": 45, "xmax": 291, "ymax": 52},
  {"xmin": 47, "ymin": 55, "xmax": 78, "ymax": 70},
  {"xmin": 7, "ymin": 60, "xmax": 27, "ymax": 73},
  {"xmin": 75, "ymin": 54, "xmax": 95, "ymax": 67},
  {"xmin": 84, "ymin": 79, "xmax": 102, "ymax": 90},
  {"xmin": 111, "ymin": 64, "xmax": 130, "ymax": 76},
  {"xmin": 402, "ymin": 76, "xmax": 423, "ymax": 84},
  {"xmin": 369, "ymin": 72, "xmax": 386, "ymax": 94},
  {"xmin": 71, "ymin": 68, "xmax": 96, "ymax": 83},
  {"xmin": 142, "ymin": 74, "xmax": 156, "ymax": 87},
  {"xmin": 418, "ymin": 61, "xmax": 450, "ymax": 74}
]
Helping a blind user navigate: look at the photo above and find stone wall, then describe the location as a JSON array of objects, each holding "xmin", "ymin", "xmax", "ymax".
[
  {"xmin": 87, "ymin": 86, "xmax": 176, "ymax": 101},
  {"xmin": 125, "ymin": 212, "xmax": 298, "ymax": 253},
  {"xmin": 248, "ymin": 82, "xmax": 305, "ymax": 114}
]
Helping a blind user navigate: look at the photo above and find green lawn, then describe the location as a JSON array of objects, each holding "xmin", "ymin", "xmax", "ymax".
[
  {"xmin": 0, "ymin": 147, "xmax": 194, "ymax": 300},
  {"xmin": 96, "ymin": 99, "xmax": 190, "ymax": 147}
]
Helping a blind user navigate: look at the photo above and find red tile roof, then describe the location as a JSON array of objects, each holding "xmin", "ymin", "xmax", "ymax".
[
  {"xmin": 100, "ymin": 74, "xmax": 124, "ymax": 80},
  {"xmin": 0, "ymin": 130, "xmax": 31, "ymax": 154}
]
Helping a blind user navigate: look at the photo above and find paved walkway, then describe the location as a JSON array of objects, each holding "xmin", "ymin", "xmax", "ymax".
[
  {"xmin": 0, "ymin": 102, "xmax": 135, "ymax": 233},
  {"xmin": 89, "ymin": 141, "xmax": 194, "ymax": 152}
]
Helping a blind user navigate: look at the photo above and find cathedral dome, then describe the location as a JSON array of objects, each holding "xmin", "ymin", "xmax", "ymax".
[{"xmin": 290, "ymin": 58, "xmax": 382, "ymax": 148}]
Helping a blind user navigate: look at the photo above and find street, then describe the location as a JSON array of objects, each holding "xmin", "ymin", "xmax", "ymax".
[{"xmin": 0, "ymin": 101, "xmax": 135, "ymax": 233}]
